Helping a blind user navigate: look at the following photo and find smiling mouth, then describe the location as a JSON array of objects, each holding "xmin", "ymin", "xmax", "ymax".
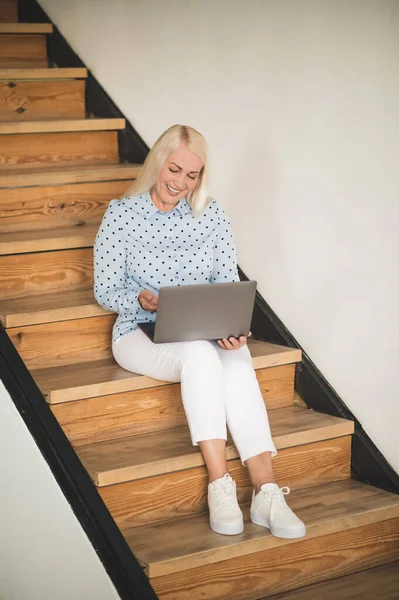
[{"xmin": 166, "ymin": 184, "xmax": 181, "ymax": 195}]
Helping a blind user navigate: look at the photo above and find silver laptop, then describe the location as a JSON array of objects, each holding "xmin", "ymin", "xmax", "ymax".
[{"xmin": 138, "ymin": 280, "xmax": 257, "ymax": 343}]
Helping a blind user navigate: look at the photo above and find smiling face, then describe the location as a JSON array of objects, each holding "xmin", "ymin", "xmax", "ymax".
[{"xmin": 150, "ymin": 145, "xmax": 203, "ymax": 212}]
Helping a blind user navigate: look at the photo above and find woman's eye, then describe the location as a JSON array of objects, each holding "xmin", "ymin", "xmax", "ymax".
[
  {"xmin": 187, "ymin": 174, "xmax": 197, "ymax": 180},
  {"xmin": 169, "ymin": 168, "xmax": 179, "ymax": 173}
]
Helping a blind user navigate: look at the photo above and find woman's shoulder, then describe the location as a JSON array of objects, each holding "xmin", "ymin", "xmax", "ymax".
[
  {"xmin": 104, "ymin": 194, "xmax": 147, "ymax": 215},
  {"xmin": 203, "ymin": 197, "xmax": 230, "ymax": 221}
]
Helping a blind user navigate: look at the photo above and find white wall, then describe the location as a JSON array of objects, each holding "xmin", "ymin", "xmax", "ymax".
[
  {"xmin": 0, "ymin": 380, "xmax": 120, "ymax": 600},
  {"xmin": 38, "ymin": 0, "xmax": 399, "ymax": 472}
]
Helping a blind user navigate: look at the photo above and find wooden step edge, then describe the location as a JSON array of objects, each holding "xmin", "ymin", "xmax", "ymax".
[
  {"xmin": 99, "ymin": 436, "xmax": 352, "ymax": 531},
  {"xmin": 136, "ymin": 484, "xmax": 399, "ymax": 578},
  {"xmin": 0, "ymin": 299, "xmax": 110, "ymax": 328},
  {"xmin": 43, "ymin": 369, "xmax": 169, "ymax": 405},
  {"xmin": 91, "ymin": 416, "xmax": 354, "ymax": 487},
  {"xmin": 0, "ymin": 118, "xmax": 125, "ymax": 135},
  {"xmin": 39, "ymin": 342, "xmax": 301, "ymax": 404},
  {"xmin": 57, "ymin": 390, "xmax": 296, "ymax": 450},
  {"xmin": 0, "ymin": 232, "xmax": 96, "ymax": 255},
  {"xmin": 144, "ymin": 503, "xmax": 399, "ymax": 578},
  {"xmin": 256, "ymin": 561, "xmax": 399, "ymax": 600},
  {"xmin": 0, "ymin": 163, "xmax": 140, "ymax": 188},
  {"xmin": 0, "ymin": 68, "xmax": 88, "ymax": 80},
  {"xmin": 251, "ymin": 345, "xmax": 301, "ymax": 371},
  {"xmin": 0, "ymin": 223, "xmax": 99, "ymax": 255},
  {"xmin": 0, "ymin": 23, "xmax": 53, "ymax": 34}
]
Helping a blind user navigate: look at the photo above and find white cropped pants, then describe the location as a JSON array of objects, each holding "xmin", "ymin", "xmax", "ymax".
[{"xmin": 112, "ymin": 329, "xmax": 276, "ymax": 464}]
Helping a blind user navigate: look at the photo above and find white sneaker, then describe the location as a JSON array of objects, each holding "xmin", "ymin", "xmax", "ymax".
[
  {"xmin": 250, "ymin": 483, "xmax": 306, "ymax": 539},
  {"xmin": 208, "ymin": 473, "xmax": 244, "ymax": 535}
]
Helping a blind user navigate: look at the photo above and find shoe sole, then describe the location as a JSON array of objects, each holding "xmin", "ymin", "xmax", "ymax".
[
  {"xmin": 210, "ymin": 517, "xmax": 244, "ymax": 536},
  {"xmin": 250, "ymin": 512, "xmax": 306, "ymax": 539}
]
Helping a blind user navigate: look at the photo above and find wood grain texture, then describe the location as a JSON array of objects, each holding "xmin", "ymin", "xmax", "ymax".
[
  {"xmin": 77, "ymin": 406, "xmax": 353, "ymax": 486},
  {"xmin": 0, "ymin": 130, "xmax": 119, "ymax": 170},
  {"xmin": 8, "ymin": 313, "xmax": 116, "ymax": 369},
  {"xmin": 0, "ymin": 0, "xmax": 18, "ymax": 22},
  {"xmin": 52, "ymin": 365, "xmax": 295, "ymax": 447},
  {"xmin": 32, "ymin": 357, "xmax": 169, "ymax": 404},
  {"xmin": 129, "ymin": 480, "xmax": 399, "ymax": 578},
  {"xmin": 264, "ymin": 561, "xmax": 399, "ymax": 600},
  {"xmin": 0, "ymin": 79, "xmax": 85, "ymax": 121},
  {"xmin": 151, "ymin": 518, "xmax": 399, "ymax": 600},
  {"xmin": 249, "ymin": 339, "xmax": 301, "ymax": 369},
  {"xmin": 100, "ymin": 437, "xmax": 351, "ymax": 530},
  {"xmin": 0, "ymin": 162, "xmax": 141, "ymax": 187},
  {"xmin": 0, "ymin": 247, "xmax": 94, "ymax": 300},
  {"xmin": 0, "ymin": 23, "xmax": 53, "ymax": 33},
  {"xmin": 0, "ymin": 34, "xmax": 47, "ymax": 68},
  {"xmin": 0, "ymin": 179, "xmax": 130, "ymax": 232},
  {"xmin": 34, "ymin": 340, "xmax": 300, "ymax": 404},
  {"xmin": 0, "ymin": 68, "xmax": 88, "ymax": 79},
  {"xmin": 256, "ymin": 363, "xmax": 295, "ymax": 409},
  {"xmin": 0, "ymin": 222, "xmax": 98, "ymax": 254},
  {"xmin": 52, "ymin": 382, "xmax": 185, "ymax": 445},
  {"xmin": 0, "ymin": 287, "xmax": 109, "ymax": 327},
  {"xmin": 0, "ymin": 117, "xmax": 125, "ymax": 134}
]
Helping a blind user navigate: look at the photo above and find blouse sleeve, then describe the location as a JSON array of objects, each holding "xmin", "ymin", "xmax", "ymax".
[
  {"xmin": 94, "ymin": 200, "xmax": 144, "ymax": 318},
  {"xmin": 210, "ymin": 211, "xmax": 240, "ymax": 284}
]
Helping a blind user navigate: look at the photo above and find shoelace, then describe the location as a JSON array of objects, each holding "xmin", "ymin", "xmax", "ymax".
[
  {"xmin": 267, "ymin": 486, "xmax": 290, "ymax": 518},
  {"xmin": 274, "ymin": 486, "xmax": 290, "ymax": 499},
  {"xmin": 212, "ymin": 476, "xmax": 236, "ymax": 508}
]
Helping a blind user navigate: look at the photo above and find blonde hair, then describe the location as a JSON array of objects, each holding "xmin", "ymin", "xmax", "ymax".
[{"xmin": 124, "ymin": 124, "xmax": 210, "ymax": 217}]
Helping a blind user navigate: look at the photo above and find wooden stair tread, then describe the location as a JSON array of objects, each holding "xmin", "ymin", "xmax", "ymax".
[
  {"xmin": 98, "ymin": 437, "xmax": 352, "ymax": 531},
  {"xmin": 32, "ymin": 340, "xmax": 302, "ymax": 403},
  {"xmin": 76, "ymin": 406, "xmax": 354, "ymax": 486},
  {"xmin": 0, "ymin": 68, "xmax": 88, "ymax": 80},
  {"xmin": 0, "ymin": 287, "xmax": 110, "ymax": 327},
  {"xmin": 0, "ymin": 23, "xmax": 53, "ymax": 34},
  {"xmin": 32, "ymin": 357, "xmax": 163, "ymax": 404},
  {"xmin": 0, "ymin": 222, "xmax": 99, "ymax": 255},
  {"xmin": 0, "ymin": 162, "xmax": 141, "ymax": 187},
  {"xmin": 0, "ymin": 118, "xmax": 125, "ymax": 134},
  {"xmin": 125, "ymin": 479, "xmax": 399, "ymax": 577},
  {"xmin": 266, "ymin": 560, "xmax": 399, "ymax": 599}
]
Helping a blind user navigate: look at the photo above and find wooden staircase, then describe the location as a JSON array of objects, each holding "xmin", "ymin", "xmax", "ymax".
[{"xmin": 1, "ymin": 2, "xmax": 398, "ymax": 598}]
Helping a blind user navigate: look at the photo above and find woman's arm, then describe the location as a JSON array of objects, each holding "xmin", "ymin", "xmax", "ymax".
[
  {"xmin": 94, "ymin": 200, "xmax": 144, "ymax": 318},
  {"xmin": 210, "ymin": 212, "xmax": 240, "ymax": 284},
  {"xmin": 210, "ymin": 208, "xmax": 249, "ymax": 349}
]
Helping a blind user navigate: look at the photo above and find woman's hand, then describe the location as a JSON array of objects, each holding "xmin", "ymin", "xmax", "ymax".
[
  {"xmin": 138, "ymin": 290, "xmax": 159, "ymax": 312},
  {"xmin": 217, "ymin": 332, "xmax": 252, "ymax": 350}
]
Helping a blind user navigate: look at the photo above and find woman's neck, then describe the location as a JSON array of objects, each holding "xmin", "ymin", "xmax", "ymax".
[{"xmin": 150, "ymin": 189, "xmax": 179, "ymax": 212}]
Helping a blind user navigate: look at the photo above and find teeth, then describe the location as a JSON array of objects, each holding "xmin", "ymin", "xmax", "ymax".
[{"xmin": 167, "ymin": 184, "xmax": 180, "ymax": 194}]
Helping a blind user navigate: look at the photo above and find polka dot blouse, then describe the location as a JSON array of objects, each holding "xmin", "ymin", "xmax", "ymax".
[{"xmin": 94, "ymin": 191, "xmax": 239, "ymax": 342}]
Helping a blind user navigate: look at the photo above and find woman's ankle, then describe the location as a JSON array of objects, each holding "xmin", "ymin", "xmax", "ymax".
[{"xmin": 253, "ymin": 479, "xmax": 276, "ymax": 494}]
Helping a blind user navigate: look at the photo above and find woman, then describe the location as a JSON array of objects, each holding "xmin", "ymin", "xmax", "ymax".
[{"xmin": 94, "ymin": 124, "xmax": 305, "ymax": 538}]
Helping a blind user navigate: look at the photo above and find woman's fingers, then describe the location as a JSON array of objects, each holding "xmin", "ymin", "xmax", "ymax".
[
  {"xmin": 223, "ymin": 338, "xmax": 235, "ymax": 349},
  {"xmin": 229, "ymin": 337, "xmax": 242, "ymax": 349},
  {"xmin": 144, "ymin": 302, "xmax": 157, "ymax": 312},
  {"xmin": 145, "ymin": 302, "xmax": 158, "ymax": 312},
  {"xmin": 217, "ymin": 338, "xmax": 233, "ymax": 350},
  {"xmin": 144, "ymin": 297, "xmax": 158, "ymax": 309},
  {"xmin": 217, "ymin": 336, "xmax": 248, "ymax": 350},
  {"xmin": 139, "ymin": 290, "xmax": 158, "ymax": 312}
]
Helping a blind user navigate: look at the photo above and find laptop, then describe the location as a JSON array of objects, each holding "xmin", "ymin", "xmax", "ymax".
[{"xmin": 138, "ymin": 280, "xmax": 256, "ymax": 343}]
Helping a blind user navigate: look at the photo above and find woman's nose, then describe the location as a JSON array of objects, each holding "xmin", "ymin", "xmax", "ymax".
[{"xmin": 173, "ymin": 172, "xmax": 186, "ymax": 189}]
